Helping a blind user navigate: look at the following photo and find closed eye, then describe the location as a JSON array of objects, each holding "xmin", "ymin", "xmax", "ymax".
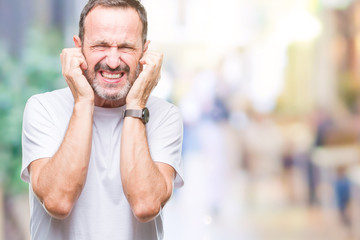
[
  {"xmin": 119, "ymin": 45, "xmax": 135, "ymax": 52},
  {"xmin": 92, "ymin": 45, "xmax": 108, "ymax": 51}
]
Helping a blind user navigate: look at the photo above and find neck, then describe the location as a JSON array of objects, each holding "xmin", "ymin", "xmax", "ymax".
[{"xmin": 94, "ymin": 95, "xmax": 126, "ymax": 108}]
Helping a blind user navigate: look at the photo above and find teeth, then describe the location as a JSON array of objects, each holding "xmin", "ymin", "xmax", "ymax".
[{"xmin": 102, "ymin": 72, "xmax": 123, "ymax": 79}]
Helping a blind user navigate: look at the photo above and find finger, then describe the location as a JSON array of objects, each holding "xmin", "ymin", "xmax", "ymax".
[
  {"xmin": 140, "ymin": 55, "xmax": 162, "ymax": 73},
  {"xmin": 64, "ymin": 52, "xmax": 85, "ymax": 74},
  {"xmin": 140, "ymin": 50, "xmax": 162, "ymax": 63},
  {"xmin": 61, "ymin": 48, "xmax": 86, "ymax": 64},
  {"xmin": 80, "ymin": 60, "xmax": 88, "ymax": 71}
]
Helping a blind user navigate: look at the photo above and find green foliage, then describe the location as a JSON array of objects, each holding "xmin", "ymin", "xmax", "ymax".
[{"xmin": 0, "ymin": 25, "xmax": 64, "ymax": 194}]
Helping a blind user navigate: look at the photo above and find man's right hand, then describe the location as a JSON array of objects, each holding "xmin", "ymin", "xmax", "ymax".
[
  {"xmin": 60, "ymin": 48, "xmax": 94, "ymax": 104},
  {"xmin": 30, "ymin": 48, "xmax": 95, "ymax": 219}
]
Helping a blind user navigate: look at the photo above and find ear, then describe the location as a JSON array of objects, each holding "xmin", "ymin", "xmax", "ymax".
[
  {"xmin": 143, "ymin": 40, "xmax": 150, "ymax": 53},
  {"xmin": 73, "ymin": 35, "xmax": 82, "ymax": 48}
]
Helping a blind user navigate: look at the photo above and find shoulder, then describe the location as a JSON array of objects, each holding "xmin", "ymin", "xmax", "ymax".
[
  {"xmin": 27, "ymin": 87, "xmax": 73, "ymax": 106},
  {"xmin": 146, "ymin": 96, "xmax": 183, "ymax": 134},
  {"xmin": 147, "ymin": 95, "xmax": 180, "ymax": 115},
  {"xmin": 146, "ymin": 96, "xmax": 182, "ymax": 123},
  {"xmin": 26, "ymin": 88, "xmax": 73, "ymax": 112},
  {"xmin": 24, "ymin": 88, "xmax": 74, "ymax": 122}
]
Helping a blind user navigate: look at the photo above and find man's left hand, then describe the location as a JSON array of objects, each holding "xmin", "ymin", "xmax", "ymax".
[{"xmin": 126, "ymin": 50, "xmax": 163, "ymax": 109}]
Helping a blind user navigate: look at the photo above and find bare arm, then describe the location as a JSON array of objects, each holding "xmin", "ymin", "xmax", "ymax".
[
  {"xmin": 29, "ymin": 47, "xmax": 94, "ymax": 219},
  {"xmin": 121, "ymin": 118, "xmax": 175, "ymax": 222},
  {"xmin": 121, "ymin": 50, "xmax": 175, "ymax": 222}
]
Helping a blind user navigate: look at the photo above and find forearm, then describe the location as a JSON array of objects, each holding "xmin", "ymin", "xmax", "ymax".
[
  {"xmin": 31, "ymin": 102, "xmax": 94, "ymax": 218},
  {"xmin": 120, "ymin": 118, "xmax": 172, "ymax": 222}
]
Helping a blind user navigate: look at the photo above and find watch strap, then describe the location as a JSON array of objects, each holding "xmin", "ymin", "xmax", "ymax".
[
  {"xmin": 124, "ymin": 107, "xmax": 149, "ymax": 124},
  {"xmin": 124, "ymin": 109, "xmax": 142, "ymax": 119}
]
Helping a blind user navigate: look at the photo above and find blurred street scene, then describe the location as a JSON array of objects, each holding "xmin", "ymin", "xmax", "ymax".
[{"xmin": 3, "ymin": 0, "xmax": 360, "ymax": 239}]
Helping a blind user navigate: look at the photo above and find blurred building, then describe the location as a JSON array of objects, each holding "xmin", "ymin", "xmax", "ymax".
[
  {"xmin": 3, "ymin": 0, "xmax": 360, "ymax": 239},
  {"xmin": 0, "ymin": 0, "xmax": 87, "ymax": 57}
]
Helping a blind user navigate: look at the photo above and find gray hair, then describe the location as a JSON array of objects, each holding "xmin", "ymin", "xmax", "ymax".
[{"xmin": 79, "ymin": 0, "xmax": 148, "ymax": 45}]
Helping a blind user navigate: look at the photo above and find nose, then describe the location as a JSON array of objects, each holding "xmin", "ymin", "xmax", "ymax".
[{"xmin": 105, "ymin": 47, "xmax": 120, "ymax": 69}]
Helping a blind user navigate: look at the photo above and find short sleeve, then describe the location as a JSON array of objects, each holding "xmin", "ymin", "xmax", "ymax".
[
  {"xmin": 21, "ymin": 96, "xmax": 61, "ymax": 183},
  {"xmin": 148, "ymin": 105, "xmax": 184, "ymax": 188}
]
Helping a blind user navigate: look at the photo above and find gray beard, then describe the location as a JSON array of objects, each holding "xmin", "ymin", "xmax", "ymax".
[
  {"xmin": 85, "ymin": 63, "xmax": 141, "ymax": 101},
  {"xmin": 91, "ymin": 79, "xmax": 131, "ymax": 101}
]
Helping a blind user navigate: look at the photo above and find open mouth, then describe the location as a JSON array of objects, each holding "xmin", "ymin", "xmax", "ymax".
[
  {"xmin": 101, "ymin": 71, "xmax": 125, "ymax": 79},
  {"xmin": 99, "ymin": 71, "xmax": 126, "ymax": 83}
]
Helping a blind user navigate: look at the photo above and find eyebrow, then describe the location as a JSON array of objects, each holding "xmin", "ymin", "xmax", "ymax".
[{"xmin": 90, "ymin": 40, "xmax": 136, "ymax": 48}]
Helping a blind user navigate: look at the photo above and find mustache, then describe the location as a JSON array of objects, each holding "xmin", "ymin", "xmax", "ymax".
[{"xmin": 94, "ymin": 62, "xmax": 130, "ymax": 73}]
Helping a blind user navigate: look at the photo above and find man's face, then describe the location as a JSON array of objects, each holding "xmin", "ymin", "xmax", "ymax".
[{"xmin": 80, "ymin": 6, "xmax": 145, "ymax": 104}]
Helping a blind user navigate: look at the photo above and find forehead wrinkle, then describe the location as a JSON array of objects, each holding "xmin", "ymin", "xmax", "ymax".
[
  {"xmin": 83, "ymin": 6, "xmax": 143, "ymax": 46},
  {"xmin": 85, "ymin": 38, "xmax": 141, "ymax": 51}
]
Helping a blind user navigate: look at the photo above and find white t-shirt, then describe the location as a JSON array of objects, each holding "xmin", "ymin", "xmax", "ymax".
[{"xmin": 21, "ymin": 87, "xmax": 184, "ymax": 240}]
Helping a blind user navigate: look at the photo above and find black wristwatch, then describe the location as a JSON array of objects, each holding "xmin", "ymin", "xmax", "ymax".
[{"xmin": 124, "ymin": 107, "xmax": 150, "ymax": 124}]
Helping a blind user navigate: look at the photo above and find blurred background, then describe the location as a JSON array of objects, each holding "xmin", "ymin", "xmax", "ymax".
[{"xmin": 2, "ymin": 0, "xmax": 360, "ymax": 239}]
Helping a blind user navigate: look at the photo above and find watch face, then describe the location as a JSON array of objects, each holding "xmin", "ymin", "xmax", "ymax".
[{"xmin": 142, "ymin": 107, "xmax": 150, "ymax": 124}]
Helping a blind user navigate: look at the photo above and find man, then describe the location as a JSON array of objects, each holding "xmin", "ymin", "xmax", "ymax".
[{"xmin": 21, "ymin": 0, "xmax": 184, "ymax": 239}]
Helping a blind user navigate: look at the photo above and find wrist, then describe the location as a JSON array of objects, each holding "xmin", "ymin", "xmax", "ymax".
[
  {"xmin": 74, "ymin": 96, "xmax": 94, "ymax": 106},
  {"xmin": 125, "ymin": 102, "xmax": 145, "ymax": 110},
  {"xmin": 73, "ymin": 101, "xmax": 94, "ymax": 115},
  {"xmin": 124, "ymin": 107, "xmax": 150, "ymax": 124}
]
